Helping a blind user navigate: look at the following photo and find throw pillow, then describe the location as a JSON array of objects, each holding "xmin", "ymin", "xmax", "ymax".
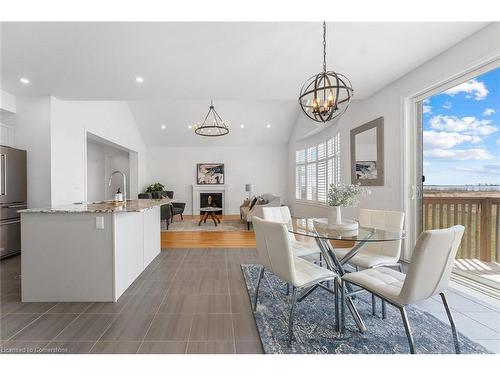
[
  {"xmin": 248, "ymin": 196, "xmax": 258, "ymax": 210},
  {"xmin": 256, "ymin": 197, "xmax": 266, "ymax": 205}
]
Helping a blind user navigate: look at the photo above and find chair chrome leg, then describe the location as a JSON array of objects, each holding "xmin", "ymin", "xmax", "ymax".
[
  {"xmin": 355, "ymin": 265, "xmax": 359, "ymax": 272},
  {"xmin": 399, "ymin": 306, "xmax": 415, "ymax": 354},
  {"xmin": 382, "ymin": 300, "xmax": 387, "ymax": 319},
  {"xmin": 440, "ymin": 292, "xmax": 461, "ymax": 354},
  {"xmin": 371, "ymin": 294, "xmax": 376, "ymax": 316},
  {"xmin": 340, "ymin": 280, "xmax": 345, "ymax": 333},
  {"xmin": 397, "ymin": 263, "xmax": 403, "ymax": 272},
  {"xmin": 253, "ymin": 267, "xmax": 265, "ymax": 311},
  {"xmin": 288, "ymin": 286, "xmax": 297, "ymax": 346},
  {"xmin": 319, "ymin": 252, "xmax": 323, "ymax": 267},
  {"xmin": 334, "ymin": 278, "xmax": 340, "ymax": 332},
  {"xmin": 286, "ymin": 283, "xmax": 290, "ymax": 296}
]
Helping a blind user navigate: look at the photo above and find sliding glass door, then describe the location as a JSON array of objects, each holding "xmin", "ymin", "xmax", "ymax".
[{"xmin": 416, "ymin": 67, "xmax": 500, "ymax": 291}]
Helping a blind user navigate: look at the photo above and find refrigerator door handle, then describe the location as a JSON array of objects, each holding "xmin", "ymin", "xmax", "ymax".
[
  {"xmin": 0, "ymin": 219, "xmax": 20, "ymax": 225},
  {"xmin": 0, "ymin": 153, "xmax": 6, "ymax": 196},
  {"xmin": 6, "ymin": 204, "xmax": 27, "ymax": 209}
]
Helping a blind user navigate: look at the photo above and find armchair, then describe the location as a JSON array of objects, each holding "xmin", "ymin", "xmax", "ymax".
[
  {"xmin": 160, "ymin": 191, "xmax": 185, "ymax": 221},
  {"xmin": 138, "ymin": 192, "xmax": 171, "ymax": 229}
]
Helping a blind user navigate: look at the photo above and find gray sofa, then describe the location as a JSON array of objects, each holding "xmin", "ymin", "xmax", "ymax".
[{"xmin": 240, "ymin": 193, "xmax": 280, "ymax": 230}]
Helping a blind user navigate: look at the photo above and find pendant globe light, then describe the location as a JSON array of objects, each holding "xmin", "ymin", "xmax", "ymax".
[
  {"xmin": 193, "ymin": 100, "xmax": 230, "ymax": 137},
  {"xmin": 298, "ymin": 22, "xmax": 354, "ymax": 123}
]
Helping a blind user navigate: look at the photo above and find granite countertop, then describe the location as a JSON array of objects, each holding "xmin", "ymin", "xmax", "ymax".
[{"xmin": 18, "ymin": 198, "xmax": 173, "ymax": 213}]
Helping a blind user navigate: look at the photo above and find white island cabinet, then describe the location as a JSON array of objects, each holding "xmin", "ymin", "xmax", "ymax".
[{"xmin": 19, "ymin": 199, "xmax": 170, "ymax": 302}]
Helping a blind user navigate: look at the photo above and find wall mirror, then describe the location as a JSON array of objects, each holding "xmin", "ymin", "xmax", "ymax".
[{"xmin": 350, "ymin": 117, "xmax": 384, "ymax": 186}]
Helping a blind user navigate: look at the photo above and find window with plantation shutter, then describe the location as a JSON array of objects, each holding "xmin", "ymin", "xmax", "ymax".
[
  {"xmin": 295, "ymin": 150, "xmax": 306, "ymax": 199},
  {"xmin": 295, "ymin": 134, "xmax": 340, "ymax": 204}
]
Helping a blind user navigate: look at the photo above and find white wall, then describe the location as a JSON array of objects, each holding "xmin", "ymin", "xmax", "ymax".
[
  {"xmin": 50, "ymin": 99, "xmax": 147, "ymax": 205},
  {"xmin": 147, "ymin": 145, "xmax": 288, "ymax": 214},
  {"xmin": 86, "ymin": 140, "xmax": 130, "ymax": 202},
  {"xmin": 86, "ymin": 141, "xmax": 106, "ymax": 202},
  {"xmin": 13, "ymin": 96, "xmax": 52, "ymax": 208},
  {"xmin": 287, "ymin": 23, "xmax": 500, "ymax": 256}
]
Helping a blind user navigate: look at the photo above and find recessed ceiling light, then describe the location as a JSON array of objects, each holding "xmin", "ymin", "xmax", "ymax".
[
  {"xmin": 266, "ymin": 124, "xmax": 271, "ymax": 128},
  {"xmin": 20, "ymin": 77, "xmax": 30, "ymax": 84},
  {"xmin": 188, "ymin": 125, "xmax": 192, "ymax": 129},
  {"xmin": 161, "ymin": 124, "xmax": 166, "ymax": 130},
  {"xmin": 240, "ymin": 124, "xmax": 245, "ymax": 129},
  {"xmin": 135, "ymin": 76, "xmax": 144, "ymax": 83}
]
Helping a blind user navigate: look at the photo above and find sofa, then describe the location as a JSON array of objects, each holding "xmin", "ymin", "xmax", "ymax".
[{"xmin": 240, "ymin": 193, "xmax": 280, "ymax": 230}]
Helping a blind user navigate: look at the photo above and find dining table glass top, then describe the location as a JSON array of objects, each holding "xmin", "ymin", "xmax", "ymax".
[{"xmin": 288, "ymin": 218, "xmax": 404, "ymax": 242}]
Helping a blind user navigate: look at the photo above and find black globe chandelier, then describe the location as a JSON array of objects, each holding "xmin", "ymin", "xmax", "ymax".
[
  {"xmin": 193, "ymin": 100, "xmax": 230, "ymax": 137},
  {"xmin": 298, "ymin": 22, "xmax": 354, "ymax": 123}
]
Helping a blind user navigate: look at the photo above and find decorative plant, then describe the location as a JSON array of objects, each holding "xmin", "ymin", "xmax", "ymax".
[
  {"xmin": 327, "ymin": 183, "xmax": 370, "ymax": 207},
  {"xmin": 145, "ymin": 182, "xmax": 165, "ymax": 193}
]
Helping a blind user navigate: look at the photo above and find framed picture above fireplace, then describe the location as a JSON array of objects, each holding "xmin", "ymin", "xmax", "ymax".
[{"xmin": 197, "ymin": 163, "xmax": 225, "ymax": 185}]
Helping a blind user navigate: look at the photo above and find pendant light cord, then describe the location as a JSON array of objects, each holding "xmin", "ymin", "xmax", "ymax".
[{"xmin": 323, "ymin": 21, "xmax": 327, "ymax": 73}]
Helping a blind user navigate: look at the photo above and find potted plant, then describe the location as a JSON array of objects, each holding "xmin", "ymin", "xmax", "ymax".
[
  {"xmin": 145, "ymin": 182, "xmax": 165, "ymax": 196},
  {"xmin": 327, "ymin": 183, "xmax": 369, "ymax": 228}
]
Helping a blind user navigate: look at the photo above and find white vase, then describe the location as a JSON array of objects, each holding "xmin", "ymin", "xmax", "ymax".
[{"xmin": 328, "ymin": 206, "xmax": 342, "ymax": 228}]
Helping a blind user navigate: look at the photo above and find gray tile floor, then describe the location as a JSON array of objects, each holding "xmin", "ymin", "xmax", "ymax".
[
  {"xmin": 1, "ymin": 249, "xmax": 499, "ymax": 354},
  {"xmin": 0, "ymin": 249, "xmax": 262, "ymax": 354}
]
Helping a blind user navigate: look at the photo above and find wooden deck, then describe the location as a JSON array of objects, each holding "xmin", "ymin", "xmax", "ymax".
[{"xmin": 454, "ymin": 259, "xmax": 500, "ymax": 284}]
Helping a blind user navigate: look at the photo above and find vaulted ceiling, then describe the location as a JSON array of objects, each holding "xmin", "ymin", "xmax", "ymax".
[{"xmin": 1, "ymin": 22, "xmax": 488, "ymax": 145}]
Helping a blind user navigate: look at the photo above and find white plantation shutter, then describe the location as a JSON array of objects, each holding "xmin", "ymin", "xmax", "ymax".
[
  {"xmin": 295, "ymin": 150, "xmax": 306, "ymax": 199},
  {"xmin": 317, "ymin": 142, "xmax": 327, "ymax": 202},
  {"xmin": 295, "ymin": 134, "xmax": 340, "ymax": 204},
  {"xmin": 307, "ymin": 146, "xmax": 317, "ymax": 162},
  {"xmin": 296, "ymin": 149, "xmax": 306, "ymax": 164},
  {"xmin": 333, "ymin": 134, "xmax": 341, "ymax": 183},
  {"xmin": 306, "ymin": 163, "xmax": 317, "ymax": 200},
  {"xmin": 295, "ymin": 165, "xmax": 306, "ymax": 199}
]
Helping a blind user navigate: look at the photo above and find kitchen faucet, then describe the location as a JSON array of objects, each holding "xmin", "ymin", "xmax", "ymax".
[{"xmin": 108, "ymin": 171, "xmax": 127, "ymax": 202}]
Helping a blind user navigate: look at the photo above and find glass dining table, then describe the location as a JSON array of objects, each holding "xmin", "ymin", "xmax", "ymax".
[{"xmin": 288, "ymin": 217, "xmax": 405, "ymax": 333}]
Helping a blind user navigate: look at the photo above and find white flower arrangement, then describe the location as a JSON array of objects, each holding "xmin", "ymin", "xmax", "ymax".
[{"xmin": 327, "ymin": 183, "xmax": 370, "ymax": 207}]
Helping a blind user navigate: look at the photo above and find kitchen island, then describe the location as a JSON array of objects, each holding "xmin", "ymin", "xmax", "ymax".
[{"xmin": 19, "ymin": 199, "xmax": 171, "ymax": 302}]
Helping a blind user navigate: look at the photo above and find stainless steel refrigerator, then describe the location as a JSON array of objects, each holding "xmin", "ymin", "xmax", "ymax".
[{"xmin": 0, "ymin": 146, "xmax": 27, "ymax": 259}]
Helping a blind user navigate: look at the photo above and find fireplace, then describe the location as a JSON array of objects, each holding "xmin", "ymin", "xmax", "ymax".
[
  {"xmin": 191, "ymin": 184, "xmax": 229, "ymax": 216},
  {"xmin": 200, "ymin": 192, "xmax": 223, "ymax": 215}
]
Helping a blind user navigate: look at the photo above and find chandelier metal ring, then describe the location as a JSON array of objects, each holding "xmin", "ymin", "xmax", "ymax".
[{"xmin": 193, "ymin": 100, "xmax": 230, "ymax": 137}]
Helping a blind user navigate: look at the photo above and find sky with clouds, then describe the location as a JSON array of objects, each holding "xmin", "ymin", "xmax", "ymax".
[{"xmin": 423, "ymin": 67, "xmax": 500, "ymax": 186}]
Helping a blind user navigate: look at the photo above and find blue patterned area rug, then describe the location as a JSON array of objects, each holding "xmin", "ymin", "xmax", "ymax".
[{"xmin": 241, "ymin": 264, "xmax": 491, "ymax": 354}]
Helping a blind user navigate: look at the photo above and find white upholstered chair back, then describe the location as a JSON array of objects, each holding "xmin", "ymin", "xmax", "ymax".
[
  {"xmin": 358, "ymin": 209, "xmax": 405, "ymax": 259},
  {"xmin": 399, "ymin": 225, "xmax": 464, "ymax": 304},
  {"xmin": 253, "ymin": 217, "xmax": 297, "ymax": 285},
  {"xmin": 261, "ymin": 206, "xmax": 295, "ymax": 237},
  {"xmin": 262, "ymin": 206, "xmax": 292, "ymax": 224}
]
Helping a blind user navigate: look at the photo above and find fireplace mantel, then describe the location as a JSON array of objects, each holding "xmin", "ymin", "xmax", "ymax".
[{"xmin": 191, "ymin": 184, "xmax": 229, "ymax": 215}]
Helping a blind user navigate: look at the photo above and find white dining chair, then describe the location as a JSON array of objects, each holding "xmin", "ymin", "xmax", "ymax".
[
  {"xmin": 253, "ymin": 217, "xmax": 337, "ymax": 345},
  {"xmin": 262, "ymin": 206, "xmax": 322, "ymax": 259},
  {"xmin": 333, "ymin": 209, "xmax": 405, "ymax": 316},
  {"xmin": 340, "ymin": 225, "xmax": 465, "ymax": 354}
]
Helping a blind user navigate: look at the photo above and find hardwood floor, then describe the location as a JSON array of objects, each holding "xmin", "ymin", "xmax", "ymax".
[
  {"xmin": 162, "ymin": 215, "xmax": 256, "ymax": 248},
  {"xmin": 162, "ymin": 231, "xmax": 256, "ymax": 249},
  {"xmin": 161, "ymin": 215, "xmax": 353, "ymax": 249}
]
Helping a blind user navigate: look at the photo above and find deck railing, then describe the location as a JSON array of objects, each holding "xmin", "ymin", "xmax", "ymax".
[{"xmin": 422, "ymin": 196, "xmax": 500, "ymax": 262}]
